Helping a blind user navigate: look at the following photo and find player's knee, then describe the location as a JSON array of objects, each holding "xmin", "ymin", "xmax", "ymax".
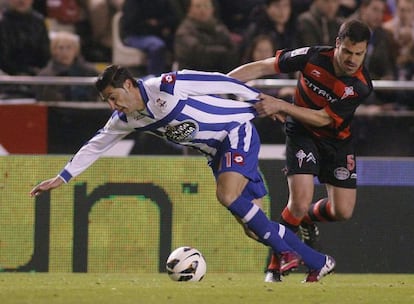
[
  {"xmin": 216, "ymin": 190, "xmax": 238, "ymax": 207},
  {"xmin": 334, "ymin": 208, "xmax": 354, "ymax": 221}
]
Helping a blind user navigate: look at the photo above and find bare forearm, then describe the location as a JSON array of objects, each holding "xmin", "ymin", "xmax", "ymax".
[
  {"xmin": 255, "ymin": 93, "xmax": 333, "ymax": 127},
  {"xmin": 280, "ymin": 103, "xmax": 332, "ymax": 127},
  {"xmin": 228, "ymin": 57, "xmax": 276, "ymax": 82}
]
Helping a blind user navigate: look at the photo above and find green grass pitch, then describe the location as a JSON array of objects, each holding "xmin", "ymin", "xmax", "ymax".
[{"xmin": 0, "ymin": 273, "xmax": 413, "ymax": 304}]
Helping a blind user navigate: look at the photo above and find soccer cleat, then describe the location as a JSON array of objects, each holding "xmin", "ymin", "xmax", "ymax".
[
  {"xmin": 303, "ymin": 255, "xmax": 336, "ymax": 283},
  {"xmin": 264, "ymin": 270, "xmax": 282, "ymax": 282},
  {"xmin": 299, "ymin": 222, "xmax": 322, "ymax": 250},
  {"xmin": 279, "ymin": 251, "xmax": 301, "ymax": 275}
]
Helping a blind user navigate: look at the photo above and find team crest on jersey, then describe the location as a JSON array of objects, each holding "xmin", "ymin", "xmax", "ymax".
[
  {"xmin": 162, "ymin": 73, "xmax": 176, "ymax": 84},
  {"xmin": 156, "ymin": 98, "xmax": 167, "ymax": 109},
  {"xmin": 165, "ymin": 120, "xmax": 198, "ymax": 142},
  {"xmin": 296, "ymin": 149, "xmax": 316, "ymax": 168},
  {"xmin": 341, "ymin": 86, "xmax": 355, "ymax": 99}
]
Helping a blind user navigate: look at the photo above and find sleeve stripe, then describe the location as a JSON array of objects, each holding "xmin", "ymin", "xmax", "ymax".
[{"xmin": 59, "ymin": 169, "xmax": 72, "ymax": 183}]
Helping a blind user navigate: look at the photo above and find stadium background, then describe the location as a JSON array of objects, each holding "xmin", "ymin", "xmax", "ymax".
[{"xmin": 0, "ymin": 104, "xmax": 413, "ymax": 274}]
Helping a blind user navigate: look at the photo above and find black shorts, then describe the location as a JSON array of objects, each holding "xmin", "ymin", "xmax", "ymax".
[{"xmin": 285, "ymin": 134, "xmax": 357, "ymax": 189}]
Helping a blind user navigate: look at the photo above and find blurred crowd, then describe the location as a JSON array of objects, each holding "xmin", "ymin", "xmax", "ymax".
[{"xmin": 0, "ymin": 0, "xmax": 413, "ymax": 110}]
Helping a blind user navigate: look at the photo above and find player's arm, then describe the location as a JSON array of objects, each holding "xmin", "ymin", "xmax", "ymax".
[
  {"xmin": 255, "ymin": 93, "xmax": 333, "ymax": 127},
  {"xmin": 30, "ymin": 116, "xmax": 131, "ymax": 197},
  {"xmin": 227, "ymin": 57, "xmax": 277, "ymax": 82},
  {"xmin": 174, "ymin": 70, "xmax": 261, "ymax": 101},
  {"xmin": 30, "ymin": 176, "xmax": 64, "ymax": 197}
]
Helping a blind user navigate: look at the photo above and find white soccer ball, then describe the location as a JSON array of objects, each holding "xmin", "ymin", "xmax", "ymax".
[{"xmin": 166, "ymin": 246, "xmax": 207, "ymax": 282}]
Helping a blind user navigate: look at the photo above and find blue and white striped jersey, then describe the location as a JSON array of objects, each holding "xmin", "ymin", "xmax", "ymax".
[{"xmin": 59, "ymin": 70, "xmax": 261, "ymax": 182}]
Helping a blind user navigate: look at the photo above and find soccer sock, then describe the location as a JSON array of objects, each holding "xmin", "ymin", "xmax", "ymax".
[
  {"xmin": 228, "ymin": 196, "xmax": 292, "ymax": 253},
  {"xmin": 280, "ymin": 225, "xmax": 326, "ymax": 270},
  {"xmin": 267, "ymin": 207, "xmax": 302, "ymax": 271},
  {"xmin": 267, "ymin": 252, "xmax": 280, "ymax": 271},
  {"xmin": 280, "ymin": 206, "xmax": 301, "ymax": 233},
  {"xmin": 302, "ymin": 198, "xmax": 336, "ymax": 223}
]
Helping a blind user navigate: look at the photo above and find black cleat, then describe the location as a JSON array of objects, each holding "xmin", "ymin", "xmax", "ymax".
[{"xmin": 299, "ymin": 222, "xmax": 322, "ymax": 250}]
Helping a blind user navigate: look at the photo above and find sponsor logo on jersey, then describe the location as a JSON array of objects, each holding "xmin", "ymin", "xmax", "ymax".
[
  {"xmin": 162, "ymin": 73, "xmax": 176, "ymax": 84},
  {"xmin": 291, "ymin": 47, "xmax": 310, "ymax": 57},
  {"xmin": 334, "ymin": 167, "xmax": 350, "ymax": 180},
  {"xmin": 165, "ymin": 120, "xmax": 198, "ymax": 142},
  {"xmin": 233, "ymin": 153, "xmax": 245, "ymax": 165},
  {"xmin": 303, "ymin": 77, "xmax": 338, "ymax": 103},
  {"xmin": 296, "ymin": 149, "xmax": 316, "ymax": 168}
]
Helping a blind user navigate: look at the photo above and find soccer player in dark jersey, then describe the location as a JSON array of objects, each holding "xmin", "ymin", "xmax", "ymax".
[{"xmin": 228, "ymin": 19, "xmax": 373, "ymax": 282}]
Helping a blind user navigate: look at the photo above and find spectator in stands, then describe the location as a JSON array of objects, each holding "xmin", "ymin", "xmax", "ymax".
[
  {"xmin": 296, "ymin": 0, "xmax": 343, "ymax": 46},
  {"xmin": 291, "ymin": 0, "xmax": 312, "ymax": 14},
  {"xmin": 0, "ymin": 0, "xmax": 50, "ymax": 76},
  {"xmin": 348, "ymin": 0, "xmax": 398, "ymax": 107},
  {"xmin": 338, "ymin": 0, "xmax": 362, "ymax": 17},
  {"xmin": 215, "ymin": 0, "xmax": 265, "ymax": 39},
  {"xmin": 0, "ymin": 0, "xmax": 50, "ymax": 98},
  {"xmin": 383, "ymin": 0, "xmax": 414, "ymax": 109},
  {"xmin": 241, "ymin": 34, "xmax": 294, "ymax": 143},
  {"xmin": 36, "ymin": 31, "xmax": 99, "ymax": 102},
  {"xmin": 81, "ymin": 0, "xmax": 124, "ymax": 62},
  {"xmin": 44, "ymin": 0, "xmax": 117, "ymax": 62},
  {"xmin": 174, "ymin": 0, "xmax": 239, "ymax": 73},
  {"xmin": 349, "ymin": 0, "xmax": 397, "ymax": 80},
  {"xmin": 120, "ymin": 0, "xmax": 179, "ymax": 75},
  {"xmin": 383, "ymin": 0, "xmax": 414, "ymax": 80},
  {"xmin": 242, "ymin": 0, "xmax": 298, "ymax": 54},
  {"xmin": 241, "ymin": 34, "xmax": 294, "ymax": 99}
]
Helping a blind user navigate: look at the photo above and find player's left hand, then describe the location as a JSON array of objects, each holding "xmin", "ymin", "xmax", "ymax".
[
  {"xmin": 29, "ymin": 176, "xmax": 64, "ymax": 197},
  {"xmin": 254, "ymin": 93, "xmax": 287, "ymax": 122}
]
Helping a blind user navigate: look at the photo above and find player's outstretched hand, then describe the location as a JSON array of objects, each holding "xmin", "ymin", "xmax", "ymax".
[
  {"xmin": 254, "ymin": 93, "xmax": 287, "ymax": 123},
  {"xmin": 30, "ymin": 176, "xmax": 64, "ymax": 197}
]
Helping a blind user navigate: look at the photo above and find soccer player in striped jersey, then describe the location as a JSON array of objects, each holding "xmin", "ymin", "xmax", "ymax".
[
  {"xmin": 229, "ymin": 19, "xmax": 373, "ymax": 282},
  {"xmin": 30, "ymin": 65, "xmax": 335, "ymax": 282}
]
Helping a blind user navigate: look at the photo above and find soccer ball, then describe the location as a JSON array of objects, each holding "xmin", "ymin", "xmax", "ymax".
[{"xmin": 166, "ymin": 246, "xmax": 207, "ymax": 282}]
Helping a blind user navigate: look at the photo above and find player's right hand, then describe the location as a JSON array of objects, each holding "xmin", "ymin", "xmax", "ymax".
[{"xmin": 29, "ymin": 176, "xmax": 64, "ymax": 197}]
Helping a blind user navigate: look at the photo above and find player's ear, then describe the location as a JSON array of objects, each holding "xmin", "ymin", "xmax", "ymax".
[
  {"xmin": 123, "ymin": 79, "xmax": 132, "ymax": 92},
  {"xmin": 335, "ymin": 37, "xmax": 340, "ymax": 48}
]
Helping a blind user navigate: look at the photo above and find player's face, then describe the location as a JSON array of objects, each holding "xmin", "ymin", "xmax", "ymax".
[
  {"xmin": 100, "ymin": 80, "xmax": 141, "ymax": 114},
  {"xmin": 334, "ymin": 37, "xmax": 367, "ymax": 76}
]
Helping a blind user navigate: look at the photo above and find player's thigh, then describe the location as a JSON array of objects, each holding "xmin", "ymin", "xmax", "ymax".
[
  {"xmin": 318, "ymin": 138, "xmax": 357, "ymax": 188},
  {"xmin": 285, "ymin": 134, "xmax": 320, "ymax": 176},
  {"xmin": 287, "ymin": 174, "xmax": 315, "ymax": 210}
]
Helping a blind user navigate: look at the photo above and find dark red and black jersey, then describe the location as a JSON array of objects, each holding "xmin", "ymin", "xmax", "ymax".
[{"xmin": 274, "ymin": 46, "xmax": 373, "ymax": 140}]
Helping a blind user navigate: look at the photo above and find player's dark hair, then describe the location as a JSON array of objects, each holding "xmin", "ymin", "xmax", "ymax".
[
  {"xmin": 95, "ymin": 65, "xmax": 137, "ymax": 93},
  {"xmin": 337, "ymin": 19, "xmax": 371, "ymax": 43}
]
